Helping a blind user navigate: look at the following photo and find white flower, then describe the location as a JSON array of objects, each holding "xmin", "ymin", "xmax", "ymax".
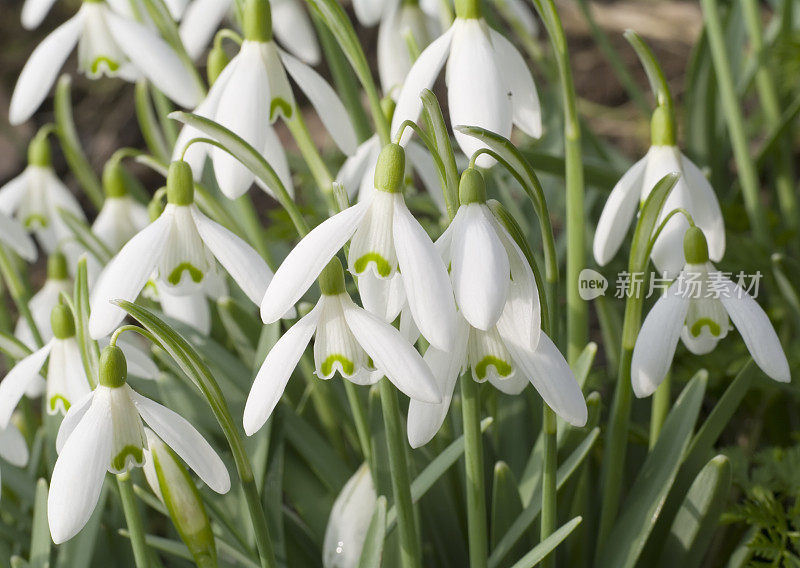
[
  {"xmin": 377, "ymin": 2, "xmax": 437, "ymax": 98},
  {"xmin": 337, "ymin": 135, "xmax": 445, "ymax": 213},
  {"xmin": 631, "ymin": 227, "xmax": 790, "ymax": 398},
  {"xmin": 91, "ymin": 195, "xmax": 150, "ymax": 254},
  {"xmin": 244, "ymin": 259, "xmax": 441, "ymax": 435},
  {"xmin": 391, "ymin": 17, "xmax": 541, "ymax": 167},
  {"xmin": 0, "ymin": 305, "xmax": 91, "ymax": 426},
  {"xmin": 89, "ymin": 161, "xmax": 273, "ymax": 338},
  {"xmin": 593, "ymin": 145, "xmax": 725, "ymax": 276},
  {"xmin": 148, "ymin": 280, "xmax": 216, "ymax": 335},
  {"xmin": 14, "ymin": 254, "xmax": 72, "ymax": 349},
  {"xmin": 0, "ymin": 420, "xmax": 29, "ymax": 501},
  {"xmin": 261, "ymin": 144, "xmax": 457, "ymax": 351},
  {"xmin": 0, "ymin": 210, "xmax": 37, "ymax": 263},
  {"xmin": 173, "ymin": 28, "xmax": 355, "ymax": 199},
  {"xmin": 9, "ymin": 0, "xmax": 201, "ymax": 125},
  {"xmin": 48, "ymin": 345, "xmax": 230, "ymax": 544},
  {"xmin": 322, "ymin": 464, "xmax": 377, "ymax": 568},
  {"xmin": 179, "ymin": 0, "xmax": 320, "ymax": 63}
]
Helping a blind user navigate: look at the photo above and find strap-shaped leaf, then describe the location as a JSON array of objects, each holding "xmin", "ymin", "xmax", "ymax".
[
  {"xmin": 74, "ymin": 256, "xmax": 100, "ymax": 388},
  {"xmin": 357, "ymin": 496, "xmax": 387, "ymax": 568},
  {"xmin": 509, "ymin": 516, "xmax": 583, "ymax": 568},
  {"xmin": 29, "ymin": 479, "xmax": 50, "ymax": 568},
  {"xmin": 58, "ymin": 208, "xmax": 113, "ymax": 264}
]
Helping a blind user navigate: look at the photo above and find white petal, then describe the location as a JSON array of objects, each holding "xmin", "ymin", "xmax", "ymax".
[
  {"xmin": 488, "ymin": 28, "xmax": 541, "ymax": 138},
  {"xmin": 645, "ymin": 146, "xmax": 690, "ymax": 276},
  {"xmin": 271, "ymin": 0, "xmax": 320, "ymax": 64},
  {"xmin": 680, "ymin": 154, "xmax": 726, "ymax": 262},
  {"xmin": 488, "ymin": 372, "xmax": 528, "ymax": 395},
  {"xmin": 0, "ymin": 171, "xmax": 30, "ymax": 217},
  {"xmin": 89, "ymin": 213, "xmax": 172, "ymax": 339},
  {"xmin": 391, "ymin": 26, "xmax": 454, "ymax": 144},
  {"xmin": 0, "ymin": 422, "xmax": 29, "ymax": 467},
  {"xmin": 593, "ymin": 155, "xmax": 648, "ymax": 266},
  {"xmin": 159, "ymin": 287, "xmax": 211, "ymax": 335},
  {"xmin": 352, "ymin": 0, "xmax": 385, "ymax": 26},
  {"xmin": 406, "ymin": 141, "xmax": 446, "ymax": 214},
  {"xmin": 261, "ymin": 201, "xmax": 370, "ymax": 323},
  {"xmin": 0, "ymin": 342, "xmax": 52, "ymax": 428},
  {"xmin": 280, "ymin": 50, "xmax": 358, "ymax": 156},
  {"xmin": 191, "ymin": 207, "xmax": 273, "ymax": 305},
  {"xmin": 179, "ymin": 0, "xmax": 231, "ymax": 60},
  {"xmin": 393, "ymin": 196, "xmax": 456, "ymax": 350},
  {"xmin": 46, "ymin": 339, "xmax": 91, "ymax": 415},
  {"xmin": 21, "ymin": 0, "xmax": 58, "ymax": 29},
  {"xmin": 341, "ymin": 296, "xmax": 441, "ymax": 403},
  {"xmin": 9, "ymin": 14, "xmax": 83, "ymax": 125},
  {"xmin": 337, "ymin": 137, "xmax": 379, "ymax": 199},
  {"xmin": 56, "ymin": 390, "xmax": 95, "ymax": 453},
  {"xmin": 130, "ymin": 390, "xmax": 231, "ymax": 493},
  {"xmin": 451, "ymin": 204, "xmax": 509, "ymax": 330},
  {"xmin": 323, "ymin": 464, "xmax": 377, "ymax": 568},
  {"xmin": 718, "ymin": 278, "xmax": 790, "ymax": 383},
  {"xmin": 502, "ymin": 332, "xmax": 587, "ymax": 426},
  {"xmin": 254, "ymin": 126, "xmax": 295, "ymax": 198},
  {"xmin": 358, "ymin": 272, "xmax": 405, "ymax": 322},
  {"xmin": 244, "ymin": 302, "xmax": 322, "ymax": 435},
  {"xmin": 0, "ymin": 210, "xmax": 37, "ymax": 261},
  {"xmin": 48, "ymin": 396, "xmax": 112, "ymax": 544},
  {"xmin": 407, "ymin": 319, "xmax": 468, "ymax": 447},
  {"xmin": 117, "ymin": 336, "xmax": 159, "ymax": 379},
  {"xmin": 631, "ymin": 283, "xmax": 689, "ymax": 397}
]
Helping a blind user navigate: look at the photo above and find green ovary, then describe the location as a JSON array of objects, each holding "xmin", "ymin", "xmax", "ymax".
[
  {"xmin": 270, "ymin": 98, "xmax": 293, "ymax": 120},
  {"xmin": 321, "ymin": 354, "xmax": 354, "ymax": 377},
  {"xmin": 167, "ymin": 262, "xmax": 204, "ymax": 285},
  {"xmin": 112, "ymin": 445, "xmax": 144, "ymax": 472},
  {"xmin": 690, "ymin": 317, "xmax": 721, "ymax": 337},
  {"xmin": 354, "ymin": 253, "xmax": 392, "ymax": 277},
  {"xmin": 475, "ymin": 356, "xmax": 513, "ymax": 380},
  {"xmin": 91, "ymin": 57, "xmax": 119, "ymax": 74}
]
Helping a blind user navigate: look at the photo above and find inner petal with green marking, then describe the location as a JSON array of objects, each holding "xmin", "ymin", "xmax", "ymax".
[
  {"xmin": 49, "ymin": 394, "xmax": 71, "ymax": 414},
  {"xmin": 167, "ymin": 262, "xmax": 205, "ymax": 286},
  {"xmin": 353, "ymin": 252, "xmax": 393, "ymax": 277},
  {"xmin": 320, "ymin": 354, "xmax": 355, "ymax": 378},
  {"xmin": 468, "ymin": 327, "xmax": 515, "ymax": 383}
]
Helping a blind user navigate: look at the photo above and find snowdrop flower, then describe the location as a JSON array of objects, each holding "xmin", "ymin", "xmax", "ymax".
[
  {"xmin": 173, "ymin": 0, "xmax": 355, "ymax": 199},
  {"xmin": 48, "ymin": 345, "xmax": 230, "ymax": 543},
  {"xmin": 391, "ymin": 6, "xmax": 541, "ymax": 167},
  {"xmin": 89, "ymin": 160, "xmax": 274, "ymax": 338},
  {"xmin": 0, "ymin": 420, "xmax": 29, "ymax": 500},
  {"xmin": 91, "ymin": 162, "xmax": 150, "ymax": 253},
  {"xmin": 180, "ymin": 0, "xmax": 320, "ymax": 63},
  {"xmin": 337, "ymin": 134, "xmax": 444, "ymax": 213},
  {"xmin": 323, "ymin": 464, "xmax": 377, "ymax": 568},
  {"xmin": 9, "ymin": 0, "xmax": 202, "ymax": 125},
  {"xmin": 0, "ymin": 210, "xmax": 37, "ymax": 262},
  {"xmin": 0, "ymin": 135, "xmax": 85, "ymax": 256},
  {"xmin": 593, "ymin": 108, "xmax": 725, "ymax": 276},
  {"xmin": 261, "ymin": 144, "xmax": 457, "ymax": 350},
  {"xmin": 21, "ymin": 0, "xmax": 189, "ymax": 30},
  {"xmin": 244, "ymin": 258, "xmax": 441, "ymax": 435},
  {"xmin": 632, "ymin": 227, "xmax": 790, "ymax": 398},
  {"xmin": 0, "ymin": 305, "xmax": 91, "ymax": 426},
  {"xmin": 15, "ymin": 253, "xmax": 72, "ymax": 349}
]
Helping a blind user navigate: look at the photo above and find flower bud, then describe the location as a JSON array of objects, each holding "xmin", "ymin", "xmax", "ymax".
[
  {"xmin": 683, "ymin": 226, "xmax": 709, "ymax": 265},
  {"xmin": 319, "ymin": 257, "xmax": 346, "ymax": 296},
  {"xmin": 244, "ymin": 0, "xmax": 272, "ymax": 42},
  {"xmin": 47, "ymin": 252, "xmax": 69, "ymax": 280},
  {"xmin": 102, "ymin": 161, "xmax": 128, "ymax": 198},
  {"xmin": 99, "ymin": 344, "xmax": 127, "ymax": 388},
  {"xmin": 166, "ymin": 160, "xmax": 195, "ymax": 206},
  {"xmin": 323, "ymin": 464, "xmax": 376, "ymax": 568},
  {"xmin": 458, "ymin": 167, "xmax": 486, "ymax": 204},
  {"xmin": 50, "ymin": 304, "xmax": 75, "ymax": 340},
  {"xmin": 373, "ymin": 143, "xmax": 405, "ymax": 194}
]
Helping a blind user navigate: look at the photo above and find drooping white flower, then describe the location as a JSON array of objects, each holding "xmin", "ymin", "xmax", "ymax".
[
  {"xmin": 377, "ymin": 2, "xmax": 438, "ymax": 98},
  {"xmin": 0, "ymin": 137, "xmax": 85, "ymax": 256},
  {"xmin": 91, "ymin": 163, "xmax": 150, "ymax": 254},
  {"xmin": 323, "ymin": 464, "xmax": 377, "ymax": 568},
  {"xmin": 631, "ymin": 227, "xmax": 790, "ymax": 398},
  {"xmin": 89, "ymin": 160, "xmax": 274, "ymax": 338},
  {"xmin": 14, "ymin": 253, "xmax": 71, "ymax": 349},
  {"xmin": 261, "ymin": 144, "xmax": 457, "ymax": 351},
  {"xmin": 48, "ymin": 345, "xmax": 230, "ymax": 544},
  {"xmin": 9, "ymin": 0, "xmax": 202, "ymax": 125},
  {"xmin": 145, "ymin": 279, "xmax": 217, "ymax": 335},
  {"xmin": 0, "ymin": 210, "xmax": 37, "ymax": 262},
  {"xmin": 21, "ymin": 0, "xmax": 190, "ymax": 30},
  {"xmin": 391, "ymin": 16, "xmax": 541, "ymax": 167},
  {"xmin": 593, "ymin": 113, "xmax": 725, "ymax": 276},
  {"xmin": 0, "ymin": 305, "xmax": 91, "ymax": 425},
  {"xmin": 244, "ymin": 258, "xmax": 441, "ymax": 435},
  {"xmin": 0, "ymin": 420, "xmax": 29, "ymax": 501},
  {"xmin": 173, "ymin": 0, "xmax": 355, "ymax": 199}
]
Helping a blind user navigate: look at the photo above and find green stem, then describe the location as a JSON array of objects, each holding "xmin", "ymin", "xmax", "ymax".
[
  {"xmin": 233, "ymin": 195, "xmax": 273, "ymax": 266},
  {"xmin": 532, "ymin": 0, "xmax": 586, "ymax": 364},
  {"xmin": 700, "ymin": 0, "xmax": 769, "ymax": 244},
  {"xmin": 117, "ymin": 473, "xmax": 151, "ymax": 568},
  {"xmin": 0, "ymin": 246, "xmax": 43, "ymax": 348},
  {"xmin": 379, "ymin": 379, "xmax": 421, "ymax": 568},
  {"xmin": 461, "ymin": 376, "xmax": 487, "ymax": 568},
  {"xmin": 649, "ymin": 372, "xmax": 671, "ymax": 449},
  {"xmin": 344, "ymin": 381, "xmax": 372, "ymax": 466},
  {"xmin": 540, "ymin": 406, "xmax": 558, "ymax": 568},
  {"xmin": 285, "ymin": 111, "xmax": 335, "ymax": 206}
]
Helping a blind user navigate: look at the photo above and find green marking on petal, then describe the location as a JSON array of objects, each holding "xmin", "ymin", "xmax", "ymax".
[
  {"xmin": 270, "ymin": 98, "xmax": 293, "ymax": 121},
  {"xmin": 690, "ymin": 317, "xmax": 721, "ymax": 338},
  {"xmin": 321, "ymin": 354, "xmax": 355, "ymax": 377},
  {"xmin": 112, "ymin": 445, "xmax": 144, "ymax": 472},
  {"xmin": 91, "ymin": 56, "xmax": 120, "ymax": 74},
  {"xmin": 475, "ymin": 356, "xmax": 513, "ymax": 380},
  {"xmin": 24, "ymin": 214, "xmax": 48, "ymax": 229},
  {"xmin": 167, "ymin": 262, "xmax": 204, "ymax": 285},
  {"xmin": 49, "ymin": 395, "xmax": 70, "ymax": 413},
  {"xmin": 354, "ymin": 253, "xmax": 392, "ymax": 277}
]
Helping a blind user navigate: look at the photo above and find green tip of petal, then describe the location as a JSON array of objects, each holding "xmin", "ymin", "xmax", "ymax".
[
  {"xmin": 374, "ymin": 143, "xmax": 405, "ymax": 193},
  {"xmin": 244, "ymin": 0, "xmax": 272, "ymax": 41},
  {"xmin": 319, "ymin": 257, "xmax": 346, "ymax": 296},
  {"xmin": 51, "ymin": 304, "xmax": 75, "ymax": 339},
  {"xmin": 459, "ymin": 167, "xmax": 486, "ymax": 204},
  {"xmin": 167, "ymin": 161, "xmax": 195, "ymax": 205},
  {"xmin": 683, "ymin": 226, "xmax": 709, "ymax": 264},
  {"xmin": 47, "ymin": 252, "xmax": 69, "ymax": 280},
  {"xmin": 103, "ymin": 161, "xmax": 128, "ymax": 198},
  {"xmin": 99, "ymin": 344, "xmax": 127, "ymax": 388}
]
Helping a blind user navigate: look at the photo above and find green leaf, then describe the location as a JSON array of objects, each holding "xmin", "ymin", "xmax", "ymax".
[
  {"xmin": 217, "ymin": 296, "xmax": 261, "ymax": 367},
  {"xmin": 29, "ymin": 479, "xmax": 50, "ymax": 568},
  {"xmin": 55, "ymin": 485, "xmax": 108, "ymax": 568},
  {"xmin": 596, "ymin": 371, "xmax": 707, "ymax": 568},
  {"xmin": 73, "ymin": 257, "xmax": 100, "ymax": 388},
  {"xmin": 419, "ymin": 89, "xmax": 458, "ymax": 219},
  {"xmin": 659, "ymin": 455, "xmax": 731, "ymax": 568},
  {"xmin": 489, "ymin": 428, "xmax": 599, "ymax": 567},
  {"xmin": 0, "ymin": 330, "xmax": 32, "ymax": 360},
  {"xmin": 491, "ymin": 462, "xmax": 526, "ymax": 553},
  {"xmin": 571, "ymin": 342, "xmax": 597, "ymax": 390},
  {"xmin": 134, "ymin": 80, "xmax": 170, "ymax": 163},
  {"xmin": 58, "ymin": 208, "xmax": 113, "ymax": 264},
  {"xmin": 357, "ymin": 496, "xmax": 387, "ymax": 568},
  {"xmin": 508, "ymin": 516, "xmax": 583, "ymax": 568}
]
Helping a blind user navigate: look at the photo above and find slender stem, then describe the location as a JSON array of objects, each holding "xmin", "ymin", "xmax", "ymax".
[
  {"xmin": 701, "ymin": 0, "xmax": 769, "ymax": 244},
  {"xmin": 379, "ymin": 379, "xmax": 421, "ymax": 568},
  {"xmin": 649, "ymin": 372, "xmax": 671, "ymax": 449},
  {"xmin": 285, "ymin": 111, "xmax": 335, "ymax": 206},
  {"xmin": 461, "ymin": 376, "xmax": 487, "ymax": 568},
  {"xmin": 233, "ymin": 195, "xmax": 273, "ymax": 266},
  {"xmin": 540, "ymin": 406, "xmax": 558, "ymax": 568},
  {"xmin": 532, "ymin": 0, "xmax": 586, "ymax": 364},
  {"xmin": 344, "ymin": 381, "xmax": 372, "ymax": 466},
  {"xmin": 117, "ymin": 473, "xmax": 151, "ymax": 568},
  {"xmin": 0, "ymin": 246, "xmax": 43, "ymax": 348}
]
